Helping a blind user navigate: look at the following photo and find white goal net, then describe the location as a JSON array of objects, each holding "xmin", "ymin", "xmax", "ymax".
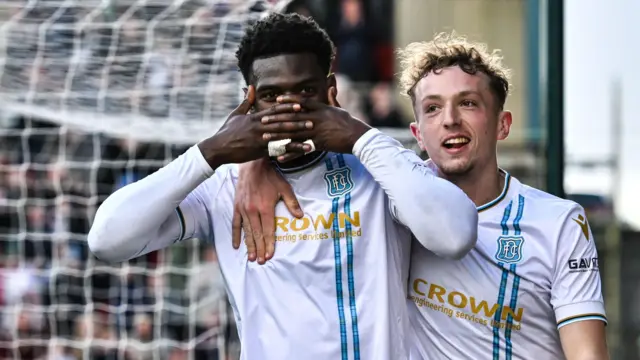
[{"xmin": 0, "ymin": 1, "xmax": 289, "ymax": 359}]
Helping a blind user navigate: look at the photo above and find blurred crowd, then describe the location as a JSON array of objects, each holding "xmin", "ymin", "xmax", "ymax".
[
  {"xmin": 0, "ymin": 117, "xmax": 234, "ymax": 360},
  {"xmin": 0, "ymin": 0, "xmax": 407, "ymax": 359}
]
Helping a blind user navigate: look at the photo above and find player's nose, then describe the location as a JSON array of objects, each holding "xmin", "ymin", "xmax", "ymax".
[
  {"xmin": 285, "ymin": 90, "xmax": 304, "ymax": 97},
  {"xmin": 442, "ymin": 105, "xmax": 461, "ymax": 127},
  {"xmin": 276, "ymin": 93, "xmax": 304, "ymax": 104}
]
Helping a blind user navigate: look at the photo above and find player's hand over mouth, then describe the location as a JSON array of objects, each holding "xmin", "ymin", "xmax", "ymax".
[
  {"xmin": 230, "ymin": 87, "xmax": 368, "ymax": 264},
  {"xmin": 232, "ymin": 158, "xmax": 302, "ymax": 264},
  {"xmin": 198, "ymin": 85, "xmax": 314, "ymax": 168},
  {"xmin": 261, "ymin": 87, "xmax": 372, "ymax": 157}
]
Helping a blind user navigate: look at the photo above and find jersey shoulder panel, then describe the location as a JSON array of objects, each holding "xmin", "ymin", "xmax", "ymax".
[
  {"xmin": 517, "ymin": 184, "xmax": 585, "ymax": 242},
  {"xmin": 481, "ymin": 178, "xmax": 584, "ymax": 279}
]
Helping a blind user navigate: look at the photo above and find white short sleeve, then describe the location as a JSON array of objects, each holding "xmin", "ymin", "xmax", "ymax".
[{"xmin": 551, "ymin": 205, "xmax": 606, "ymax": 329}]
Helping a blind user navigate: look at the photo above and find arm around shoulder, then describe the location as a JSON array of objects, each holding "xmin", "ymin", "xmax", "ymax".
[
  {"xmin": 353, "ymin": 129, "xmax": 477, "ymax": 259},
  {"xmin": 405, "ymin": 172, "xmax": 478, "ymax": 259}
]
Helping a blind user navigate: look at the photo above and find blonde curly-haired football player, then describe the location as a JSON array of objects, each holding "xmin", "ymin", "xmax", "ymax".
[{"xmin": 398, "ymin": 32, "xmax": 607, "ymax": 360}]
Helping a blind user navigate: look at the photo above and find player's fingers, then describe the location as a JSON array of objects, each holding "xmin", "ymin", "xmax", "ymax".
[
  {"xmin": 276, "ymin": 152, "xmax": 305, "ymax": 163},
  {"xmin": 264, "ymin": 131, "xmax": 315, "ymax": 142},
  {"xmin": 241, "ymin": 211, "xmax": 257, "ymax": 261},
  {"xmin": 261, "ymin": 206, "xmax": 276, "ymax": 261},
  {"xmin": 232, "ymin": 85, "xmax": 255, "ymax": 115},
  {"xmin": 284, "ymin": 141, "xmax": 313, "ymax": 154},
  {"xmin": 247, "ymin": 211, "xmax": 266, "ymax": 264},
  {"xmin": 275, "ymin": 94, "xmax": 303, "ymax": 105},
  {"xmin": 261, "ymin": 121, "xmax": 313, "ymax": 141},
  {"xmin": 278, "ymin": 180, "xmax": 303, "ymax": 219},
  {"xmin": 252, "ymin": 103, "xmax": 301, "ymax": 120},
  {"xmin": 261, "ymin": 112, "xmax": 315, "ymax": 124},
  {"xmin": 278, "ymin": 95, "xmax": 324, "ymax": 111},
  {"xmin": 231, "ymin": 207, "xmax": 243, "ymax": 249}
]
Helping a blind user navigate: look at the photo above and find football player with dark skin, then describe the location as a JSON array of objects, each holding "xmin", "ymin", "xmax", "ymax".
[{"xmin": 226, "ymin": 13, "xmax": 374, "ymax": 262}]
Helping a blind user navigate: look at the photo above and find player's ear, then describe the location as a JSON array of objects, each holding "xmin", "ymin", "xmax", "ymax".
[
  {"xmin": 410, "ymin": 121, "xmax": 425, "ymax": 150},
  {"xmin": 242, "ymin": 87, "xmax": 256, "ymax": 113},
  {"xmin": 410, "ymin": 97, "xmax": 426, "ymax": 150},
  {"xmin": 497, "ymin": 110, "xmax": 512, "ymax": 141},
  {"xmin": 326, "ymin": 73, "xmax": 340, "ymax": 107},
  {"xmin": 326, "ymin": 72, "xmax": 337, "ymax": 91}
]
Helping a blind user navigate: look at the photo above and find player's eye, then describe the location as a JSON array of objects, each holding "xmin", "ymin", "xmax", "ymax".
[
  {"xmin": 300, "ymin": 87, "xmax": 316, "ymax": 96},
  {"xmin": 260, "ymin": 91, "xmax": 279, "ymax": 101},
  {"xmin": 424, "ymin": 104, "xmax": 439, "ymax": 113},
  {"xmin": 460, "ymin": 99, "xmax": 477, "ymax": 107}
]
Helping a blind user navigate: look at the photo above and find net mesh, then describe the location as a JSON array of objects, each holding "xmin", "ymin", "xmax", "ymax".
[
  {"xmin": 1, "ymin": 118, "xmax": 239, "ymax": 360},
  {"xmin": 0, "ymin": 0, "xmax": 279, "ymax": 144},
  {"xmin": 0, "ymin": 1, "xmax": 287, "ymax": 359}
]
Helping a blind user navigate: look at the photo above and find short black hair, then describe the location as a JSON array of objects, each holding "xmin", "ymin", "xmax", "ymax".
[{"xmin": 236, "ymin": 13, "xmax": 335, "ymax": 84}]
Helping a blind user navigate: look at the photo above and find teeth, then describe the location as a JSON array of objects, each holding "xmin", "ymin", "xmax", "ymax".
[{"xmin": 444, "ymin": 137, "xmax": 470, "ymax": 145}]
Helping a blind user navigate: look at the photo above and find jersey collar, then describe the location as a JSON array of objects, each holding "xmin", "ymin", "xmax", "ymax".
[
  {"xmin": 273, "ymin": 151, "xmax": 329, "ymax": 174},
  {"xmin": 476, "ymin": 169, "xmax": 511, "ymax": 213},
  {"xmin": 422, "ymin": 159, "xmax": 512, "ymax": 213}
]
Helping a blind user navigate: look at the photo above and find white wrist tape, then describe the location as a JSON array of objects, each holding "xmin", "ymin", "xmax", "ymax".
[
  {"xmin": 267, "ymin": 139, "xmax": 291, "ymax": 157},
  {"xmin": 267, "ymin": 139, "xmax": 316, "ymax": 157},
  {"xmin": 303, "ymin": 139, "xmax": 316, "ymax": 153}
]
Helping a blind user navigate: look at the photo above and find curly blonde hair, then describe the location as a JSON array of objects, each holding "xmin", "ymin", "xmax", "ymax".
[{"xmin": 397, "ymin": 32, "xmax": 512, "ymax": 110}]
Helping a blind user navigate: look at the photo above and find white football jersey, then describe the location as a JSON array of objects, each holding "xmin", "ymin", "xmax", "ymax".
[
  {"xmin": 178, "ymin": 152, "xmax": 413, "ymax": 360},
  {"xmin": 408, "ymin": 164, "xmax": 606, "ymax": 360}
]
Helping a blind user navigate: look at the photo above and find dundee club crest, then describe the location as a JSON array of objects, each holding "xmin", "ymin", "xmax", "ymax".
[
  {"xmin": 324, "ymin": 168, "xmax": 354, "ymax": 197},
  {"xmin": 495, "ymin": 236, "xmax": 524, "ymax": 264}
]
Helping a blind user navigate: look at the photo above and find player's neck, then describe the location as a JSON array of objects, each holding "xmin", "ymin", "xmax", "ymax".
[
  {"xmin": 275, "ymin": 151, "xmax": 326, "ymax": 172},
  {"xmin": 444, "ymin": 162, "xmax": 504, "ymax": 208}
]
